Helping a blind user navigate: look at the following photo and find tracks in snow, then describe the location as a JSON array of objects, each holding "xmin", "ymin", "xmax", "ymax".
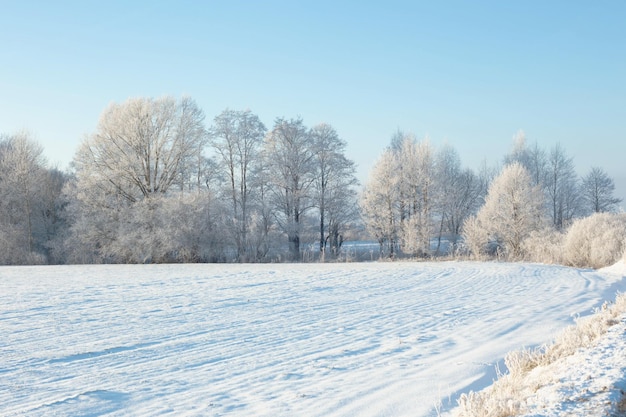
[{"xmin": 1, "ymin": 262, "xmax": 624, "ymax": 417}]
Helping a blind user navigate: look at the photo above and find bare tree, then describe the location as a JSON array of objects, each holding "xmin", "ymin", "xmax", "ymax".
[
  {"xmin": 503, "ymin": 130, "xmax": 548, "ymax": 188},
  {"xmin": 310, "ymin": 123, "xmax": 358, "ymax": 259},
  {"xmin": 248, "ymin": 159, "xmax": 277, "ymax": 261},
  {"xmin": 546, "ymin": 143, "xmax": 579, "ymax": 229},
  {"xmin": 263, "ymin": 117, "xmax": 315, "ymax": 261},
  {"xmin": 581, "ymin": 167, "xmax": 622, "ymax": 214},
  {"xmin": 209, "ymin": 109, "xmax": 266, "ymax": 261},
  {"xmin": 75, "ymin": 96, "xmax": 207, "ymax": 202},
  {"xmin": 434, "ymin": 144, "xmax": 482, "ymax": 253},
  {"xmin": 0, "ymin": 132, "xmax": 65, "ymax": 264}
]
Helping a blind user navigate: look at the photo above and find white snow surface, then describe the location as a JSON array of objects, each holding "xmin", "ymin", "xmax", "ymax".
[
  {"xmin": 513, "ymin": 260, "xmax": 626, "ymax": 417},
  {"xmin": 1, "ymin": 261, "xmax": 625, "ymax": 417},
  {"xmin": 516, "ymin": 315, "xmax": 626, "ymax": 417}
]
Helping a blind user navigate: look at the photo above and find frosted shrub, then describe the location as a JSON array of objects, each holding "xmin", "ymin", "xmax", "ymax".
[
  {"xmin": 521, "ymin": 228, "xmax": 564, "ymax": 264},
  {"xmin": 563, "ymin": 213, "xmax": 626, "ymax": 269},
  {"xmin": 461, "ymin": 215, "xmax": 489, "ymax": 259}
]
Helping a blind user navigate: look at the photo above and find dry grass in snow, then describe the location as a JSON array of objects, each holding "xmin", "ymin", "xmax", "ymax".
[{"xmin": 451, "ymin": 286, "xmax": 626, "ymax": 417}]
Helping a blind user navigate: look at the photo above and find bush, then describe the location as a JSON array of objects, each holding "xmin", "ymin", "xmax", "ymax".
[
  {"xmin": 521, "ymin": 228, "xmax": 564, "ymax": 264},
  {"xmin": 563, "ymin": 213, "xmax": 626, "ymax": 269}
]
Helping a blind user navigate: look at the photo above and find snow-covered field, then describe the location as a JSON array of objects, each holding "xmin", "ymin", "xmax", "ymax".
[{"xmin": 2, "ymin": 261, "xmax": 625, "ymax": 417}]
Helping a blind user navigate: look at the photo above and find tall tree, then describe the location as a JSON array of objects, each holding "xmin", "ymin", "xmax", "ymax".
[
  {"xmin": 248, "ymin": 159, "xmax": 277, "ymax": 261},
  {"xmin": 581, "ymin": 167, "xmax": 622, "ymax": 214},
  {"xmin": 545, "ymin": 143, "xmax": 579, "ymax": 229},
  {"xmin": 65, "ymin": 96, "xmax": 214, "ymax": 263},
  {"xmin": 0, "ymin": 132, "xmax": 65, "ymax": 264},
  {"xmin": 397, "ymin": 136, "xmax": 434, "ymax": 256},
  {"xmin": 309, "ymin": 123, "xmax": 358, "ymax": 259},
  {"xmin": 75, "ymin": 96, "xmax": 207, "ymax": 202},
  {"xmin": 433, "ymin": 144, "xmax": 482, "ymax": 253},
  {"xmin": 209, "ymin": 109, "xmax": 266, "ymax": 261},
  {"xmin": 360, "ymin": 149, "xmax": 400, "ymax": 258},
  {"xmin": 263, "ymin": 117, "xmax": 315, "ymax": 261}
]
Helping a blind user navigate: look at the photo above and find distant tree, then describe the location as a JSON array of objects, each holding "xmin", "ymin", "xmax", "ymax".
[
  {"xmin": 433, "ymin": 144, "xmax": 482, "ymax": 253},
  {"xmin": 580, "ymin": 167, "xmax": 622, "ymax": 214},
  {"xmin": 503, "ymin": 130, "xmax": 548, "ymax": 188},
  {"xmin": 309, "ymin": 123, "xmax": 358, "ymax": 259},
  {"xmin": 263, "ymin": 117, "xmax": 315, "ymax": 260},
  {"xmin": 0, "ymin": 132, "xmax": 65, "ymax": 264},
  {"xmin": 363, "ymin": 132, "xmax": 480, "ymax": 258},
  {"xmin": 360, "ymin": 149, "xmax": 400, "ymax": 257},
  {"xmin": 463, "ymin": 163, "xmax": 546, "ymax": 260},
  {"xmin": 397, "ymin": 136, "xmax": 434, "ymax": 256},
  {"xmin": 209, "ymin": 109, "xmax": 266, "ymax": 261},
  {"xmin": 247, "ymin": 158, "xmax": 278, "ymax": 261},
  {"xmin": 38, "ymin": 167, "xmax": 69, "ymax": 263},
  {"xmin": 545, "ymin": 143, "xmax": 580, "ymax": 229}
]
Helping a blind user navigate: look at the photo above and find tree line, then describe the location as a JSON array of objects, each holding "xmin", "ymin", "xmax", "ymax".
[
  {"xmin": 361, "ymin": 130, "xmax": 624, "ymax": 265},
  {"xmin": 1, "ymin": 96, "xmax": 359, "ymax": 264},
  {"xmin": 1, "ymin": 97, "xmax": 622, "ymax": 265}
]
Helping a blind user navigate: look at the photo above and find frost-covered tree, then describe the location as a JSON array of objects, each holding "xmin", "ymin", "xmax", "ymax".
[
  {"xmin": 364, "ymin": 133, "xmax": 479, "ymax": 258},
  {"xmin": 63, "ymin": 96, "xmax": 220, "ymax": 263},
  {"xmin": 0, "ymin": 132, "xmax": 66, "ymax": 264},
  {"xmin": 505, "ymin": 135, "xmax": 585, "ymax": 229},
  {"xmin": 580, "ymin": 167, "xmax": 622, "ymax": 214},
  {"xmin": 61, "ymin": 173, "xmax": 226, "ymax": 264},
  {"xmin": 310, "ymin": 123, "xmax": 358, "ymax": 259},
  {"xmin": 360, "ymin": 149, "xmax": 400, "ymax": 257},
  {"xmin": 504, "ymin": 130, "xmax": 548, "ymax": 188},
  {"xmin": 209, "ymin": 109, "xmax": 266, "ymax": 261},
  {"xmin": 263, "ymin": 117, "xmax": 315, "ymax": 260},
  {"xmin": 463, "ymin": 163, "xmax": 546, "ymax": 260},
  {"xmin": 247, "ymin": 158, "xmax": 280, "ymax": 261},
  {"xmin": 75, "ymin": 96, "xmax": 207, "ymax": 202},
  {"xmin": 361, "ymin": 132, "xmax": 436, "ymax": 258},
  {"xmin": 545, "ymin": 143, "xmax": 580, "ymax": 229},
  {"xmin": 433, "ymin": 144, "xmax": 482, "ymax": 253},
  {"xmin": 396, "ymin": 135, "xmax": 435, "ymax": 256}
]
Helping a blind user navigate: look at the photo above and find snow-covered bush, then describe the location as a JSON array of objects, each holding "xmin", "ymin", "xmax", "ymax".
[
  {"xmin": 562, "ymin": 212, "xmax": 626, "ymax": 269},
  {"xmin": 521, "ymin": 228, "xmax": 564, "ymax": 264},
  {"xmin": 461, "ymin": 215, "xmax": 490, "ymax": 259}
]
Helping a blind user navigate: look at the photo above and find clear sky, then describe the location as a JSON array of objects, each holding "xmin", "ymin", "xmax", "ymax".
[{"xmin": 1, "ymin": 1, "xmax": 625, "ymax": 205}]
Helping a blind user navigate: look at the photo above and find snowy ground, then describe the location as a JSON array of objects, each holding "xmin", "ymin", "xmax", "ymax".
[
  {"xmin": 1, "ymin": 261, "xmax": 625, "ymax": 417},
  {"xmin": 516, "ymin": 314, "xmax": 626, "ymax": 417},
  {"xmin": 511, "ymin": 261, "xmax": 626, "ymax": 417}
]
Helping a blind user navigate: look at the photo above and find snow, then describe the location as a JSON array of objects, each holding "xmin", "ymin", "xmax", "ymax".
[
  {"xmin": 518, "ymin": 318, "xmax": 626, "ymax": 417},
  {"xmin": 512, "ymin": 260, "xmax": 626, "ymax": 417},
  {"xmin": 1, "ymin": 261, "xmax": 625, "ymax": 417}
]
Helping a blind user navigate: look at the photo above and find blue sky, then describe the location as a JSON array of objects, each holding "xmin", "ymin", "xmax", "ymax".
[{"xmin": 1, "ymin": 1, "xmax": 625, "ymax": 204}]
